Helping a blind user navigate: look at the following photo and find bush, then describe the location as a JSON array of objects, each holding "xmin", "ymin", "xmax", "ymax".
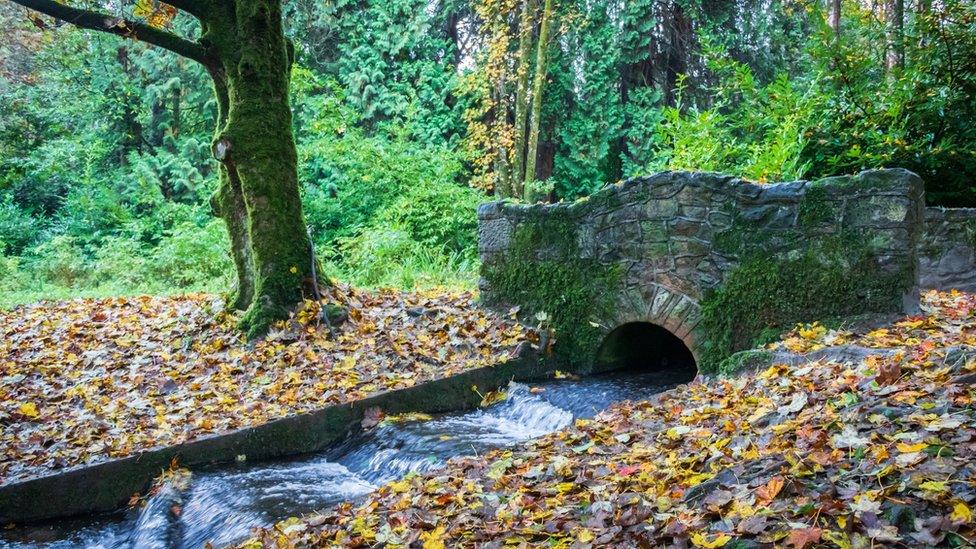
[
  {"xmin": 326, "ymin": 225, "xmax": 477, "ymax": 289},
  {"xmin": 151, "ymin": 220, "xmax": 232, "ymax": 289},
  {"xmin": 28, "ymin": 235, "xmax": 89, "ymax": 288},
  {"xmin": 0, "ymin": 253, "xmax": 27, "ymax": 293},
  {"xmin": 0, "ymin": 198, "xmax": 40, "ymax": 254},
  {"xmin": 90, "ymin": 235, "xmax": 151, "ymax": 290},
  {"xmin": 379, "ymin": 181, "xmax": 482, "ymax": 257},
  {"xmin": 299, "ymin": 123, "xmax": 468, "ymax": 248}
]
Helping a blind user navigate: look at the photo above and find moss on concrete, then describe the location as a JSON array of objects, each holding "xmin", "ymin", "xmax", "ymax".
[
  {"xmin": 481, "ymin": 211, "xmax": 620, "ymax": 368},
  {"xmin": 698, "ymin": 233, "xmax": 913, "ymax": 372}
]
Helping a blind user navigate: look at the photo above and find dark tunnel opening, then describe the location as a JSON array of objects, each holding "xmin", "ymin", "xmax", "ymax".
[{"xmin": 594, "ymin": 322, "xmax": 698, "ymax": 384}]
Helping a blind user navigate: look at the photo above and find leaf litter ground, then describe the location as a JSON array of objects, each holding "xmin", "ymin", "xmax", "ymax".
[
  {"xmin": 0, "ymin": 284, "xmax": 533, "ymax": 485},
  {"xmin": 245, "ymin": 290, "xmax": 976, "ymax": 548}
]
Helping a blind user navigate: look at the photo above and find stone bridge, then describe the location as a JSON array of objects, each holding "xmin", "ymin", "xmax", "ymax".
[{"xmin": 477, "ymin": 169, "xmax": 925, "ymax": 375}]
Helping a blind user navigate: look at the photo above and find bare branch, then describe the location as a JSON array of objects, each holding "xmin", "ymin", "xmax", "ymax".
[{"xmin": 8, "ymin": 0, "xmax": 208, "ymax": 65}]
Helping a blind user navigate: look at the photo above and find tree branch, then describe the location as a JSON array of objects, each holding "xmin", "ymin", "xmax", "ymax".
[{"xmin": 9, "ymin": 0, "xmax": 208, "ymax": 65}]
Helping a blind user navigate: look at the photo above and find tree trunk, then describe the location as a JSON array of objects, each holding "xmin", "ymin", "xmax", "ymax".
[
  {"xmin": 205, "ymin": 0, "xmax": 315, "ymax": 338},
  {"xmin": 523, "ymin": 0, "xmax": 552, "ymax": 192},
  {"xmin": 885, "ymin": 0, "xmax": 904, "ymax": 71},
  {"xmin": 663, "ymin": 2, "xmax": 691, "ymax": 108},
  {"xmin": 491, "ymin": 72, "xmax": 511, "ymax": 196},
  {"xmin": 828, "ymin": 0, "xmax": 841, "ymax": 39},
  {"xmin": 511, "ymin": 0, "xmax": 537, "ymax": 198}
]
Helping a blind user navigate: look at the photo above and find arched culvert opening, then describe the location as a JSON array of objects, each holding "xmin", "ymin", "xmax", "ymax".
[{"xmin": 594, "ymin": 322, "xmax": 697, "ymax": 383}]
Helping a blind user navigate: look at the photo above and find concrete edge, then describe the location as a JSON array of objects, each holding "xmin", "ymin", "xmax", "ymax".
[{"xmin": 0, "ymin": 355, "xmax": 552, "ymax": 524}]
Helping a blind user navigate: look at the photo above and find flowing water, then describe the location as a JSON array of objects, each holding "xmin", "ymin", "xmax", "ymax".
[{"xmin": 1, "ymin": 369, "xmax": 688, "ymax": 548}]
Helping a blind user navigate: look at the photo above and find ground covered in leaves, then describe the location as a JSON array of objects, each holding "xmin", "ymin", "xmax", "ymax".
[
  {"xmin": 0, "ymin": 284, "xmax": 533, "ymax": 485},
  {"xmin": 246, "ymin": 290, "xmax": 976, "ymax": 548}
]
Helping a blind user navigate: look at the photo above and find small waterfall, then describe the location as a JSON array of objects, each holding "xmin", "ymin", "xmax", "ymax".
[
  {"xmin": 334, "ymin": 382, "xmax": 574, "ymax": 484},
  {"xmin": 128, "ymin": 470, "xmax": 191, "ymax": 549},
  {"xmin": 174, "ymin": 460, "xmax": 373, "ymax": 548}
]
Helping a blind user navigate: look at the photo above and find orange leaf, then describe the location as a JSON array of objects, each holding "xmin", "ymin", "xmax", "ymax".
[
  {"xmin": 756, "ymin": 476, "xmax": 785, "ymax": 502},
  {"xmin": 787, "ymin": 527, "xmax": 822, "ymax": 548}
]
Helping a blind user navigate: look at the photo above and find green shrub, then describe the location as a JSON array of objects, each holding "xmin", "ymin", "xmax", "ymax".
[
  {"xmin": 0, "ymin": 198, "xmax": 40, "ymax": 254},
  {"xmin": 379, "ymin": 181, "xmax": 482, "ymax": 257},
  {"xmin": 28, "ymin": 235, "xmax": 89, "ymax": 288},
  {"xmin": 0, "ymin": 253, "xmax": 27, "ymax": 293},
  {"xmin": 326, "ymin": 225, "xmax": 477, "ymax": 290},
  {"xmin": 91, "ymin": 235, "xmax": 151, "ymax": 290},
  {"xmin": 151, "ymin": 220, "xmax": 232, "ymax": 289}
]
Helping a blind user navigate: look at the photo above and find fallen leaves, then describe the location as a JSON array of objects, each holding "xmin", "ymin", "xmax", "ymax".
[
  {"xmin": 242, "ymin": 290, "xmax": 976, "ymax": 548},
  {"xmin": 0, "ymin": 283, "xmax": 535, "ymax": 484}
]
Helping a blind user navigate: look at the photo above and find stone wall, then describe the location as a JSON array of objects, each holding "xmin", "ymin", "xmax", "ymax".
[
  {"xmin": 478, "ymin": 169, "xmax": 925, "ymax": 373},
  {"xmin": 919, "ymin": 207, "xmax": 976, "ymax": 292}
]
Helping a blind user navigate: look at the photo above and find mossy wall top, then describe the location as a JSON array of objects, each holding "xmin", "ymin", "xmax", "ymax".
[{"xmin": 478, "ymin": 169, "xmax": 925, "ymax": 372}]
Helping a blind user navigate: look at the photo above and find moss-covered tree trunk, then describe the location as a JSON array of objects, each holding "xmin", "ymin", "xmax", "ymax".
[
  {"xmin": 523, "ymin": 0, "xmax": 553, "ymax": 192},
  {"xmin": 203, "ymin": 0, "xmax": 315, "ymax": 337},
  {"xmin": 10, "ymin": 0, "xmax": 319, "ymax": 339}
]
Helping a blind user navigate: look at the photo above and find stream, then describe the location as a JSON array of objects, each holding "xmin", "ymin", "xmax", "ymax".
[{"xmin": 0, "ymin": 369, "xmax": 689, "ymax": 548}]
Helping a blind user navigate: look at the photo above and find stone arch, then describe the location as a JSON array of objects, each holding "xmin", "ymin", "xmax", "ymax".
[
  {"xmin": 599, "ymin": 284, "xmax": 703, "ymax": 367},
  {"xmin": 593, "ymin": 321, "xmax": 698, "ymax": 383}
]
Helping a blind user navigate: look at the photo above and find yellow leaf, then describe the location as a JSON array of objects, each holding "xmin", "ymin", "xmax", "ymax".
[
  {"xmin": 690, "ymin": 532, "xmax": 731, "ymax": 548},
  {"xmin": 822, "ymin": 530, "xmax": 851, "ymax": 549},
  {"xmin": 896, "ymin": 442, "xmax": 927, "ymax": 453},
  {"xmin": 950, "ymin": 501, "xmax": 972, "ymax": 523},
  {"xmin": 919, "ymin": 481, "xmax": 948, "ymax": 493},
  {"xmin": 577, "ymin": 528, "xmax": 594, "ymax": 543},
  {"xmin": 19, "ymin": 402, "xmax": 40, "ymax": 419},
  {"xmin": 389, "ymin": 478, "xmax": 412, "ymax": 494},
  {"xmin": 421, "ymin": 525, "xmax": 446, "ymax": 549},
  {"xmin": 555, "ymin": 482, "xmax": 575, "ymax": 494}
]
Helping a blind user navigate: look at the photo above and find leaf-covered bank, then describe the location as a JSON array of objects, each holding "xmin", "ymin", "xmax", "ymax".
[{"xmin": 0, "ymin": 284, "xmax": 535, "ymax": 485}]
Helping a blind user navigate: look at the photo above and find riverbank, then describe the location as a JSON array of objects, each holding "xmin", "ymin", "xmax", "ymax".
[
  {"xmin": 244, "ymin": 290, "xmax": 976, "ymax": 547},
  {"xmin": 0, "ymin": 284, "xmax": 536, "ymax": 486}
]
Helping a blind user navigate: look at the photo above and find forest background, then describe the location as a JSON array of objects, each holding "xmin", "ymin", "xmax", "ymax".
[{"xmin": 0, "ymin": 0, "xmax": 973, "ymax": 307}]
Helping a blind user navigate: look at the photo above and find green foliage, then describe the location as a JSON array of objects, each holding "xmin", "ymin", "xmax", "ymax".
[
  {"xmin": 551, "ymin": 2, "xmax": 623, "ymax": 198},
  {"xmin": 0, "ymin": 198, "xmax": 38, "ymax": 254},
  {"xmin": 379, "ymin": 181, "xmax": 482, "ymax": 257},
  {"xmin": 325, "ymin": 225, "xmax": 477, "ymax": 289}
]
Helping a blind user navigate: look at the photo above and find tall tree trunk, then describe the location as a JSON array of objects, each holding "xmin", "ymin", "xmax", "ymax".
[
  {"xmin": 885, "ymin": 0, "xmax": 904, "ymax": 71},
  {"xmin": 491, "ymin": 72, "xmax": 511, "ymax": 196},
  {"xmin": 523, "ymin": 0, "xmax": 552, "ymax": 193},
  {"xmin": 663, "ymin": 2, "xmax": 691, "ymax": 107},
  {"xmin": 511, "ymin": 0, "xmax": 537, "ymax": 198},
  {"xmin": 205, "ymin": 0, "xmax": 315, "ymax": 338},
  {"xmin": 828, "ymin": 0, "xmax": 842, "ymax": 39}
]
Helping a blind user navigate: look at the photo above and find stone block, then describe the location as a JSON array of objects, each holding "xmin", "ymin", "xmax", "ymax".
[
  {"xmin": 478, "ymin": 217, "xmax": 513, "ymax": 253},
  {"xmin": 844, "ymin": 196, "xmax": 912, "ymax": 228}
]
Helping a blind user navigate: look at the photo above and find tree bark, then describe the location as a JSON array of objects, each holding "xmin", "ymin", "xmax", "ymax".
[
  {"xmin": 885, "ymin": 0, "xmax": 904, "ymax": 71},
  {"xmin": 511, "ymin": 0, "xmax": 537, "ymax": 199},
  {"xmin": 828, "ymin": 0, "xmax": 842, "ymax": 39},
  {"xmin": 523, "ymin": 0, "xmax": 552, "ymax": 192},
  {"xmin": 663, "ymin": 1, "xmax": 691, "ymax": 108},
  {"xmin": 204, "ymin": 1, "xmax": 315, "ymax": 338}
]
